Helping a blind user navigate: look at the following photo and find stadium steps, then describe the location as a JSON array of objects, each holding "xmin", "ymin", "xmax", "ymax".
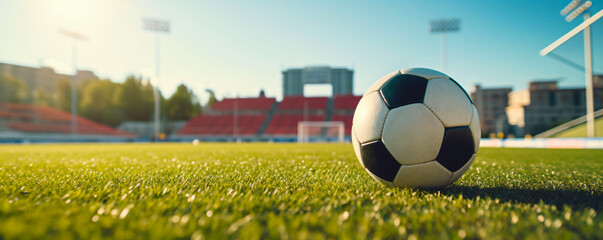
[
  {"xmin": 324, "ymin": 97, "xmax": 334, "ymax": 122},
  {"xmin": 319, "ymin": 97, "xmax": 335, "ymax": 137},
  {"xmin": 0, "ymin": 120, "xmax": 9, "ymax": 132},
  {"xmin": 256, "ymin": 101, "xmax": 279, "ymax": 136},
  {"xmin": 535, "ymin": 107, "xmax": 603, "ymax": 138}
]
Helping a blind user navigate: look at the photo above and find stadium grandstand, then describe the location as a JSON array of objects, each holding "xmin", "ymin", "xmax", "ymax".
[
  {"xmin": 177, "ymin": 96, "xmax": 276, "ymax": 140},
  {"xmin": 331, "ymin": 94, "xmax": 362, "ymax": 135},
  {"xmin": 264, "ymin": 96, "xmax": 329, "ymax": 136},
  {"xmin": 0, "ymin": 102, "xmax": 136, "ymax": 143},
  {"xmin": 176, "ymin": 94, "xmax": 361, "ymax": 141}
]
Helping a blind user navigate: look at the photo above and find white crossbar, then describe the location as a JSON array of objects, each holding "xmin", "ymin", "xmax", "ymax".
[{"xmin": 540, "ymin": 8, "xmax": 603, "ymax": 56}]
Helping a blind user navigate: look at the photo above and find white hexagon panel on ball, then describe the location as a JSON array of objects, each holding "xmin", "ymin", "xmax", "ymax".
[
  {"xmin": 381, "ymin": 103, "xmax": 445, "ymax": 165},
  {"xmin": 352, "ymin": 91, "xmax": 389, "ymax": 143},
  {"xmin": 423, "ymin": 78, "xmax": 473, "ymax": 127}
]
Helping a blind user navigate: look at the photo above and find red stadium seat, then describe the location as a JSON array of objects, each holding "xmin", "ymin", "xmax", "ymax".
[
  {"xmin": 264, "ymin": 114, "xmax": 325, "ymax": 135},
  {"xmin": 333, "ymin": 95, "xmax": 362, "ymax": 110},
  {"xmin": 177, "ymin": 115, "xmax": 266, "ymax": 136},
  {"xmin": 0, "ymin": 102, "xmax": 135, "ymax": 137},
  {"xmin": 178, "ymin": 95, "xmax": 361, "ymax": 137},
  {"xmin": 330, "ymin": 114, "xmax": 353, "ymax": 135},
  {"xmin": 277, "ymin": 96, "xmax": 329, "ymax": 110},
  {"xmin": 211, "ymin": 97, "xmax": 275, "ymax": 111}
]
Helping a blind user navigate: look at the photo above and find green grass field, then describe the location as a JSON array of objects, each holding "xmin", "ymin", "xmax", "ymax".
[{"xmin": 0, "ymin": 143, "xmax": 601, "ymax": 239}]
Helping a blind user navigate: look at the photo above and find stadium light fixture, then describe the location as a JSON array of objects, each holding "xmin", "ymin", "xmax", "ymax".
[
  {"xmin": 540, "ymin": 2, "xmax": 598, "ymax": 137},
  {"xmin": 58, "ymin": 28, "xmax": 88, "ymax": 135},
  {"xmin": 565, "ymin": 1, "xmax": 592, "ymax": 22},
  {"xmin": 430, "ymin": 19, "xmax": 460, "ymax": 73},
  {"xmin": 560, "ymin": 0, "xmax": 582, "ymax": 16},
  {"xmin": 143, "ymin": 18, "xmax": 170, "ymax": 140}
]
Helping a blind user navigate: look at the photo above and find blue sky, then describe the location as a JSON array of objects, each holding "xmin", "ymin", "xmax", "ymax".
[{"xmin": 0, "ymin": 0, "xmax": 602, "ymax": 102}]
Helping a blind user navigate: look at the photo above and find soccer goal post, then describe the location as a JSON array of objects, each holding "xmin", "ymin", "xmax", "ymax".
[{"xmin": 297, "ymin": 121, "xmax": 345, "ymax": 143}]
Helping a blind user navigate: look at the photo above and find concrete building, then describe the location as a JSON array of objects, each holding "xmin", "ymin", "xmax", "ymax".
[
  {"xmin": 282, "ymin": 66, "xmax": 353, "ymax": 96},
  {"xmin": 0, "ymin": 62, "xmax": 98, "ymax": 94},
  {"xmin": 470, "ymin": 85, "xmax": 512, "ymax": 136},
  {"xmin": 506, "ymin": 78, "xmax": 603, "ymax": 136}
]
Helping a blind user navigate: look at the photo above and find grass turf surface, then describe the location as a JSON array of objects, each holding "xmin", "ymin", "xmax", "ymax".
[{"xmin": 0, "ymin": 143, "xmax": 601, "ymax": 239}]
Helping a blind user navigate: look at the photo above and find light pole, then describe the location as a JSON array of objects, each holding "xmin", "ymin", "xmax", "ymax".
[
  {"xmin": 430, "ymin": 19, "xmax": 460, "ymax": 73},
  {"xmin": 143, "ymin": 18, "xmax": 170, "ymax": 140},
  {"xmin": 233, "ymin": 98, "xmax": 239, "ymax": 142},
  {"xmin": 59, "ymin": 28, "xmax": 87, "ymax": 135},
  {"xmin": 583, "ymin": 11, "xmax": 595, "ymax": 138},
  {"xmin": 540, "ymin": 1, "xmax": 598, "ymax": 137}
]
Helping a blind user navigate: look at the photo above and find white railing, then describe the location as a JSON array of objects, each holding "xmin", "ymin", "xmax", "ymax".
[
  {"xmin": 480, "ymin": 138, "xmax": 603, "ymax": 149},
  {"xmin": 535, "ymin": 108, "xmax": 603, "ymax": 138}
]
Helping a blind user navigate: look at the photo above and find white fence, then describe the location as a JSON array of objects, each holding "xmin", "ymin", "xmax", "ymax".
[{"xmin": 480, "ymin": 138, "xmax": 603, "ymax": 149}]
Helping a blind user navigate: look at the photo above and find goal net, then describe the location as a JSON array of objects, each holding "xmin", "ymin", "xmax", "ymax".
[{"xmin": 297, "ymin": 121, "xmax": 345, "ymax": 143}]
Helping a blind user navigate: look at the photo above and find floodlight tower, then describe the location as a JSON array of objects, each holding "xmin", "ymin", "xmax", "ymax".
[
  {"xmin": 430, "ymin": 19, "xmax": 460, "ymax": 73},
  {"xmin": 143, "ymin": 18, "xmax": 170, "ymax": 140},
  {"xmin": 59, "ymin": 28, "xmax": 88, "ymax": 134},
  {"xmin": 540, "ymin": 1, "xmax": 599, "ymax": 137}
]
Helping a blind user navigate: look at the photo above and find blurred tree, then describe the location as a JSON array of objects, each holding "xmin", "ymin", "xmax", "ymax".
[
  {"xmin": 54, "ymin": 78, "xmax": 72, "ymax": 112},
  {"xmin": 144, "ymin": 82, "xmax": 158, "ymax": 106},
  {"xmin": 205, "ymin": 89, "xmax": 217, "ymax": 108},
  {"xmin": 113, "ymin": 76, "xmax": 154, "ymax": 121},
  {"xmin": 0, "ymin": 74, "xmax": 29, "ymax": 103},
  {"xmin": 33, "ymin": 88, "xmax": 52, "ymax": 106},
  {"xmin": 54, "ymin": 77, "xmax": 94, "ymax": 112},
  {"xmin": 259, "ymin": 89, "xmax": 265, "ymax": 98},
  {"xmin": 160, "ymin": 91, "xmax": 167, "ymax": 120},
  {"xmin": 166, "ymin": 84, "xmax": 201, "ymax": 120},
  {"xmin": 79, "ymin": 79, "xmax": 123, "ymax": 127},
  {"xmin": 192, "ymin": 98, "xmax": 202, "ymax": 116}
]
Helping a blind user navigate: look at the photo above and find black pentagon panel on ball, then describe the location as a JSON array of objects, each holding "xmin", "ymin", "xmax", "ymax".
[
  {"xmin": 360, "ymin": 140, "xmax": 401, "ymax": 182},
  {"xmin": 448, "ymin": 78, "xmax": 474, "ymax": 105},
  {"xmin": 436, "ymin": 126, "xmax": 474, "ymax": 172},
  {"xmin": 379, "ymin": 74, "xmax": 428, "ymax": 109}
]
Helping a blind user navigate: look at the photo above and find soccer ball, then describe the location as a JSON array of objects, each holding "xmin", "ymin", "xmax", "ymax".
[{"xmin": 351, "ymin": 68, "xmax": 480, "ymax": 188}]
